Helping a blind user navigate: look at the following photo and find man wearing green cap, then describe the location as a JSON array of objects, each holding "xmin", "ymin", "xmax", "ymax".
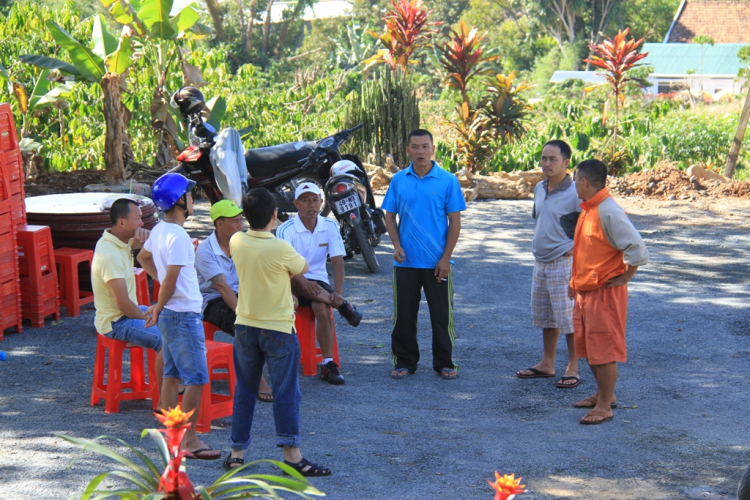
[{"xmin": 195, "ymin": 200, "xmax": 273, "ymax": 402}]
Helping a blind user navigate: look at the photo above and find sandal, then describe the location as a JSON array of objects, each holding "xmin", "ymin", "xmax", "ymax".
[
  {"xmin": 516, "ymin": 367, "xmax": 555, "ymax": 379},
  {"xmin": 283, "ymin": 458, "xmax": 331, "ymax": 477},
  {"xmin": 573, "ymin": 396, "xmax": 618, "ymax": 408},
  {"xmin": 185, "ymin": 448, "xmax": 222, "ymax": 460},
  {"xmin": 223, "ymin": 454, "xmax": 245, "ymax": 471},
  {"xmin": 256, "ymin": 392, "xmax": 274, "ymax": 403},
  {"xmin": 439, "ymin": 368, "xmax": 457, "ymax": 380},
  {"xmin": 556, "ymin": 376, "xmax": 582, "ymax": 389},
  {"xmin": 391, "ymin": 368, "xmax": 411, "ymax": 380},
  {"xmin": 580, "ymin": 409, "xmax": 614, "ymax": 425}
]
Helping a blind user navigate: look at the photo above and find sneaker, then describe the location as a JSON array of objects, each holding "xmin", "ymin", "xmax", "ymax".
[
  {"xmin": 337, "ymin": 301, "xmax": 362, "ymax": 327},
  {"xmin": 320, "ymin": 361, "xmax": 345, "ymax": 385}
]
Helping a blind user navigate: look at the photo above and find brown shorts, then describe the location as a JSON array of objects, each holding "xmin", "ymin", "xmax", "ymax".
[{"xmin": 573, "ymin": 285, "xmax": 628, "ymax": 365}]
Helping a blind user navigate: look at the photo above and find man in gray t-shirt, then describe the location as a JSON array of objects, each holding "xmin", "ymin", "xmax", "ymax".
[{"xmin": 516, "ymin": 140, "xmax": 582, "ymax": 389}]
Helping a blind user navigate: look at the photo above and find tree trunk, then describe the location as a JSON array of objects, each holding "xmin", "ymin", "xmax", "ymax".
[
  {"xmin": 725, "ymin": 84, "xmax": 750, "ymax": 179},
  {"xmin": 245, "ymin": 0, "xmax": 259, "ymax": 53},
  {"xmin": 101, "ymin": 73, "xmax": 126, "ymax": 185},
  {"xmin": 204, "ymin": 0, "xmax": 226, "ymax": 41},
  {"xmin": 235, "ymin": 0, "xmax": 246, "ymax": 46},
  {"xmin": 262, "ymin": 0, "xmax": 275, "ymax": 55}
]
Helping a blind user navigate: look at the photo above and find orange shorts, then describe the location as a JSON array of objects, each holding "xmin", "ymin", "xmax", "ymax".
[{"xmin": 573, "ymin": 285, "xmax": 628, "ymax": 365}]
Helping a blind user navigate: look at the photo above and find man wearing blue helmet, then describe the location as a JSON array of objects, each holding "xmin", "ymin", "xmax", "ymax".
[{"xmin": 138, "ymin": 173, "xmax": 220, "ymax": 460}]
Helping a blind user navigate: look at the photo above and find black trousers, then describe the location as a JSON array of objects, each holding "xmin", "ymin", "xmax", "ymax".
[
  {"xmin": 391, "ymin": 266, "xmax": 456, "ymax": 373},
  {"xmin": 203, "ymin": 297, "xmax": 236, "ymax": 336}
]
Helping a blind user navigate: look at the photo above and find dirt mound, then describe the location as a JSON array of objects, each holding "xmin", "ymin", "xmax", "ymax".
[
  {"xmin": 609, "ymin": 165, "xmax": 750, "ymax": 200},
  {"xmin": 24, "ymin": 170, "xmax": 106, "ymax": 197}
]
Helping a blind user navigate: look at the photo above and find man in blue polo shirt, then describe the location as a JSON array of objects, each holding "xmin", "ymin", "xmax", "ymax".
[{"xmin": 382, "ymin": 129, "xmax": 467, "ymax": 380}]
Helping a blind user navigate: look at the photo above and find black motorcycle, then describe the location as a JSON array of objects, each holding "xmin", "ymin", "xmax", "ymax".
[
  {"xmin": 172, "ymin": 111, "xmax": 387, "ymax": 272},
  {"xmin": 325, "ymin": 161, "xmax": 387, "ymax": 273}
]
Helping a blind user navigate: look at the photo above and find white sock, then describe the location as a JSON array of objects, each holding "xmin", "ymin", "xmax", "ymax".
[{"xmin": 323, "ymin": 357, "xmax": 333, "ymax": 365}]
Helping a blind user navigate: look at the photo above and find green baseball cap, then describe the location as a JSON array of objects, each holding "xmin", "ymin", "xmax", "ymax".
[{"xmin": 210, "ymin": 200, "xmax": 243, "ymax": 222}]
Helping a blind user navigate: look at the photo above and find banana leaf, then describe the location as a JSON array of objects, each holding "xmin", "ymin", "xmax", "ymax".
[
  {"xmin": 0, "ymin": 61, "xmax": 11, "ymax": 95},
  {"xmin": 46, "ymin": 20, "xmax": 105, "ymax": 83},
  {"xmin": 18, "ymin": 55, "xmax": 82, "ymax": 78},
  {"xmin": 105, "ymin": 36, "xmax": 134, "ymax": 74},
  {"xmin": 205, "ymin": 95, "xmax": 226, "ymax": 131},
  {"xmin": 92, "ymin": 15, "xmax": 118, "ymax": 60},
  {"xmin": 139, "ymin": 0, "xmax": 175, "ymax": 39},
  {"xmin": 170, "ymin": 3, "xmax": 200, "ymax": 35}
]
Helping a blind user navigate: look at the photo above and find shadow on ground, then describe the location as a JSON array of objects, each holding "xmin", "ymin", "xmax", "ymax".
[{"xmin": 1, "ymin": 198, "xmax": 749, "ymax": 499}]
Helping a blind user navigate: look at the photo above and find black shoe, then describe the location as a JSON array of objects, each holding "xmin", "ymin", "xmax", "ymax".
[
  {"xmin": 337, "ymin": 301, "xmax": 362, "ymax": 327},
  {"xmin": 320, "ymin": 361, "xmax": 345, "ymax": 385}
]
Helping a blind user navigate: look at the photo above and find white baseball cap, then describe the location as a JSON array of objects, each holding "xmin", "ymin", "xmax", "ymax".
[{"xmin": 294, "ymin": 183, "xmax": 322, "ymax": 199}]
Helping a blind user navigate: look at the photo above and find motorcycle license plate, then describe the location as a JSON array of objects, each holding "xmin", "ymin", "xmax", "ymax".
[{"xmin": 335, "ymin": 194, "xmax": 361, "ymax": 213}]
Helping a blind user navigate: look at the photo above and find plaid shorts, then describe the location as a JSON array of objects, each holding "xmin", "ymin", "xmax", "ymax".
[{"xmin": 531, "ymin": 255, "xmax": 574, "ymax": 334}]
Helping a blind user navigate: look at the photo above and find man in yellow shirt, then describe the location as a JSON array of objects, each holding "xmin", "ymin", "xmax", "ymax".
[
  {"xmin": 223, "ymin": 188, "xmax": 331, "ymax": 477},
  {"xmin": 91, "ymin": 198, "xmax": 164, "ymax": 410}
]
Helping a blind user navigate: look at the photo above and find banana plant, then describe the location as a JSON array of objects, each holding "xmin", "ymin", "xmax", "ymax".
[
  {"xmin": 20, "ymin": 15, "xmax": 136, "ymax": 182},
  {"xmin": 98, "ymin": 0, "xmax": 212, "ymax": 170}
]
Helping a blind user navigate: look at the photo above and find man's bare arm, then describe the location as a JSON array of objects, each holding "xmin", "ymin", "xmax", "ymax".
[
  {"xmin": 330, "ymin": 256, "xmax": 344, "ymax": 296},
  {"xmin": 136, "ymin": 248, "xmax": 158, "ymax": 281},
  {"xmin": 108, "ymin": 278, "xmax": 148, "ymax": 320},
  {"xmin": 210, "ymin": 274, "xmax": 238, "ymax": 311},
  {"xmin": 145, "ymin": 265, "xmax": 181, "ymax": 327}
]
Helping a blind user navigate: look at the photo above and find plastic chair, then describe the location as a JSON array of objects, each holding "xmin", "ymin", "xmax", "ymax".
[
  {"xmin": 190, "ymin": 340, "xmax": 235, "ymax": 433},
  {"xmin": 294, "ymin": 306, "xmax": 340, "ymax": 376},
  {"xmin": 203, "ymin": 321, "xmax": 221, "ymax": 342},
  {"xmin": 133, "ymin": 268, "xmax": 150, "ymax": 307},
  {"xmin": 54, "ymin": 247, "xmax": 94, "ymax": 317},
  {"xmin": 90, "ymin": 333, "xmax": 159, "ymax": 413}
]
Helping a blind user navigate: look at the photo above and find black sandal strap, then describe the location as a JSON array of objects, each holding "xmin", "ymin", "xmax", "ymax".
[
  {"xmin": 284, "ymin": 458, "xmax": 331, "ymax": 477},
  {"xmin": 223, "ymin": 455, "xmax": 245, "ymax": 471}
]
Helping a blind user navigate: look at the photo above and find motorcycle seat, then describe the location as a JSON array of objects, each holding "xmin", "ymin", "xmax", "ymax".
[{"xmin": 244, "ymin": 141, "xmax": 316, "ymax": 178}]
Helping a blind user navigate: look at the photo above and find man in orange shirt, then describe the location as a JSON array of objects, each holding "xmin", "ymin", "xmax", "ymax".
[{"xmin": 568, "ymin": 160, "xmax": 649, "ymax": 425}]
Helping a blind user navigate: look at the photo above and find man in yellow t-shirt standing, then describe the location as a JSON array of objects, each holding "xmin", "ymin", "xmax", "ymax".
[
  {"xmin": 91, "ymin": 198, "xmax": 164, "ymax": 409},
  {"xmin": 222, "ymin": 188, "xmax": 331, "ymax": 478}
]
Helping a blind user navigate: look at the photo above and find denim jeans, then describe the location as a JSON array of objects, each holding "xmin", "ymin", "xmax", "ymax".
[
  {"xmin": 230, "ymin": 324, "xmax": 301, "ymax": 450},
  {"xmin": 158, "ymin": 308, "xmax": 208, "ymax": 386},
  {"xmin": 107, "ymin": 305, "xmax": 162, "ymax": 352}
]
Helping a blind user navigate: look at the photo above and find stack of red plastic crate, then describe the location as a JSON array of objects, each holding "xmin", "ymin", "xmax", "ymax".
[
  {"xmin": 0, "ymin": 103, "xmax": 24, "ymax": 338},
  {"xmin": 17, "ymin": 225, "xmax": 60, "ymax": 327}
]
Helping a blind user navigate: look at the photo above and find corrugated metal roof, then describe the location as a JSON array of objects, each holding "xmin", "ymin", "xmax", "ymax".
[{"xmin": 642, "ymin": 42, "xmax": 748, "ymax": 76}]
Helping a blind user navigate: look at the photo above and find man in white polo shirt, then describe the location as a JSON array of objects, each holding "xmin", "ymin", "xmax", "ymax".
[{"xmin": 277, "ymin": 183, "xmax": 362, "ymax": 385}]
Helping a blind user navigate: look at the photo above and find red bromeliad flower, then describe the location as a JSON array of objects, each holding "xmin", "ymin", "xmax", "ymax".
[
  {"xmin": 488, "ymin": 472, "xmax": 527, "ymax": 500},
  {"xmin": 582, "ymin": 28, "xmax": 648, "ymax": 123},
  {"xmin": 363, "ymin": 0, "xmax": 441, "ymax": 73},
  {"xmin": 155, "ymin": 406, "xmax": 198, "ymax": 499},
  {"xmin": 437, "ymin": 20, "xmax": 498, "ymax": 100}
]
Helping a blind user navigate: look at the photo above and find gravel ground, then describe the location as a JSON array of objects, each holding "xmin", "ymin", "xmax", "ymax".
[{"xmin": 1, "ymin": 196, "xmax": 749, "ymax": 500}]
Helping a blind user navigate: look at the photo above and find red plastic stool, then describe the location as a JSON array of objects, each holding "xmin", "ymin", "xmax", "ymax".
[
  {"xmin": 90, "ymin": 333, "xmax": 159, "ymax": 413},
  {"xmin": 193, "ymin": 340, "xmax": 235, "ymax": 433},
  {"xmin": 294, "ymin": 306, "xmax": 340, "ymax": 376},
  {"xmin": 203, "ymin": 321, "xmax": 221, "ymax": 342},
  {"xmin": 54, "ymin": 247, "xmax": 94, "ymax": 317},
  {"xmin": 133, "ymin": 268, "xmax": 150, "ymax": 307}
]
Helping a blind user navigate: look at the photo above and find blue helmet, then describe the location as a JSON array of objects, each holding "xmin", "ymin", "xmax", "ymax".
[{"xmin": 151, "ymin": 173, "xmax": 197, "ymax": 212}]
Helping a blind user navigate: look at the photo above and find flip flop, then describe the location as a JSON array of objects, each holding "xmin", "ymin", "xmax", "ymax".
[
  {"xmin": 185, "ymin": 448, "xmax": 222, "ymax": 460},
  {"xmin": 391, "ymin": 368, "xmax": 411, "ymax": 380},
  {"xmin": 516, "ymin": 367, "xmax": 555, "ymax": 379},
  {"xmin": 579, "ymin": 410, "xmax": 614, "ymax": 425},
  {"xmin": 573, "ymin": 396, "xmax": 618, "ymax": 408},
  {"xmin": 556, "ymin": 376, "xmax": 582, "ymax": 389},
  {"xmin": 256, "ymin": 392, "xmax": 274, "ymax": 403},
  {"xmin": 439, "ymin": 368, "xmax": 457, "ymax": 380}
]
